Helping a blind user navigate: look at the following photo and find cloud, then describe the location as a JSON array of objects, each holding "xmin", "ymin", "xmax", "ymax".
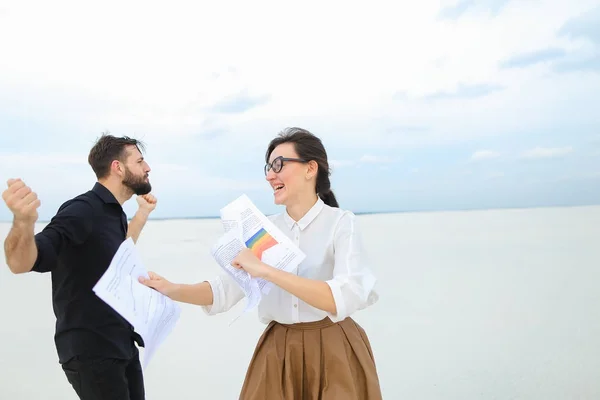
[
  {"xmin": 385, "ymin": 125, "xmax": 430, "ymax": 135},
  {"xmin": 439, "ymin": 0, "xmax": 474, "ymax": 19},
  {"xmin": 359, "ymin": 154, "xmax": 396, "ymax": 164},
  {"xmin": 558, "ymin": 5, "xmax": 600, "ymax": 45},
  {"xmin": 424, "ymin": 83, "xmax": 504, "ymax": 100},
  {"xmin": 438, "ymin": 0, "xmax": 510, "ymax": 19},
  {"xmin": 331, "ymin": 154, "xmax": 397, "ymax": 169},
  {"xmin": 0, "ymin": 150, "xmax": 263, "ymax": 220},
  {"xmin": 194, "ymin": 128, "xmax": 227, "ymax": 141},
  {"xmin": 567, "ymin": 171, "xmax": 600, "ymax": 180},
  {"xmin": 484, "ymin": 171, "xmax": 505, "ymax": 180},
  {"xmin": 520, "ymin": 146, "xmax": 574, "ymax": 159},
  {"xmin": 0, "ymin": 0, "xmax": 594, "ymax": 155},
  {"xmin": 1, "ymin": 1, "xmax": 600, "ymax": 219},
  {"xmin": 470, "ymin": 150, "xmax": 501, "ymax": 161},
  {"xmin": 210, "ymin": 90, "xmax": 271, "ymax": 114},
  {"xmin": 589, "ymin": 135, "xmax": 600, "ymax": 146},
  {"xmin": 553, "ymin": 53, "xmax": 600, "ymax": 73},
  {"xmin": 0, "ymin": 152, "xmax": 253, "ymax": 192},
  {"xmin": 0, "ymin": 152, "xmax": 87, "ymax": 167},
  {"xmin": 330, "ymin": 159, "xmax": 356, "ymax": 169},
  {"xmin": 500, "ymin": 47, "xmax": 567, "ymax": 69},
  {"xmin": 539, "ymin": 6, "xmax": 600, "ymax": 73}
]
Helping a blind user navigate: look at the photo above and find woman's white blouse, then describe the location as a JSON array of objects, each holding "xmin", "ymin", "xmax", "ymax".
[{"xmin": 202, "ymin": 198, "xmax": 379, "ymax": 324}]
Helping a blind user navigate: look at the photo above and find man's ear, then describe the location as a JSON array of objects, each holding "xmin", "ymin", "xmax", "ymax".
[{"xmin": 111, "ymin": 160, "xmax": 123, "ymax": 176}]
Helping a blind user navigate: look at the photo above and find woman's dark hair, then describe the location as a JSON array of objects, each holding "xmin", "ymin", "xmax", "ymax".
[{"xmin": 266, "ymin": 127, "xmax": 339, "ymax": 208}]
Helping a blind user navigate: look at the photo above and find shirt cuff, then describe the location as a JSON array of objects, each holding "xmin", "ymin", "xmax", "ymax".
[
  {"xmin": 325, "ymin": 279, "xmax": 348, "ymax": 323},
  {"xmin": 201, "ymin": 277, "xmax": 223, "ymax": 316},
  {"xmin": 31, "ymin": 234, "xmax": 54, "ymax": 273}
]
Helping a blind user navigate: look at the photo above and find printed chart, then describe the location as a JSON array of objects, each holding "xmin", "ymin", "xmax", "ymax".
[{"xmin": 245, "ymin": 227, "xmax": 278, "ymax": 259}]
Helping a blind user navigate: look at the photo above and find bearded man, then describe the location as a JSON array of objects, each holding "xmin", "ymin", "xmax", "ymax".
[{"xmin": 2, "ymin": 134, "xmax": 157, "ymax": 400}]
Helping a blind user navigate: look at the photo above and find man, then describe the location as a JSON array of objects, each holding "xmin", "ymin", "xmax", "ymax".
[{"xmin": 2, "ymin": 134, "xmax": 157, "ymax": 400}]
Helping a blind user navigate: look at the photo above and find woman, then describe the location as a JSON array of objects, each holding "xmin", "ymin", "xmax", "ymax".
[{"xmin": 140, "ymin": 127, "xmax": 382, "ymax": 399}]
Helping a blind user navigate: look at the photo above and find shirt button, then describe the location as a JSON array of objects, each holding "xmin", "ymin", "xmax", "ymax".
[{"xmin": 294, "ymin": 304, "xmax": 297, "ymax": 308}]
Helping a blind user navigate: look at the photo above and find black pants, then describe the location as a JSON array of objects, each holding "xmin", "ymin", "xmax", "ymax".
[{"xmin": 61, "ymin": 347, "xmax": 145, "ymax": 400}]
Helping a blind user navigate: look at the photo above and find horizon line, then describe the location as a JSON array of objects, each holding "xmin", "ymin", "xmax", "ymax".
[{"xmin": 2, "ymin": 202, "xmax": 599, "ymax": 224}]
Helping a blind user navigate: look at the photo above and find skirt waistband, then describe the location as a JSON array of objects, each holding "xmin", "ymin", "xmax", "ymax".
[{"xmin": 276, "ymin": 317, "xmax": 344, "ymax": 330}]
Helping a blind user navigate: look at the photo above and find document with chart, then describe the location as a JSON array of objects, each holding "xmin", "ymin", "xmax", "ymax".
[
  {"xmin": 210, "ymin": 194, "xmax": 306, "ymax": 318},
  {"xmin": 92, "ymin": 237, "xmax": 181, "ymax": 369}
]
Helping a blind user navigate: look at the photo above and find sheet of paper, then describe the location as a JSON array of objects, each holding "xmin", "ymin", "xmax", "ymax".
[
  {"xmin": 219, "ymin": 194, "xmax": 306, "ymax": 294},
  {"xmin": 92, "ymin": 237, "xmax": 181, "ymax": 369},
  {"xmin": 210, "ymin": 228, "xmax": 262, "ymax": 324},
  {"xmin": 212, "ymin": 194, "xmax": 306, "ymax": 321}
]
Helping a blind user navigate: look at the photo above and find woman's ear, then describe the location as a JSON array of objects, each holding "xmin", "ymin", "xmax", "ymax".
[{"xmin": 306, "ymin": 160, "xmax": 318, "ymax": 180}]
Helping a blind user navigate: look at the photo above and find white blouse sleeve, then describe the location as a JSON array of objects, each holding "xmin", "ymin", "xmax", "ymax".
[
  {"xmin": 325, "ymin": 211, "xmax": 378, "ymax": 322},
  {"xmin": 201, "ymin": 270, "xmax": 245, "ymax": 316}
]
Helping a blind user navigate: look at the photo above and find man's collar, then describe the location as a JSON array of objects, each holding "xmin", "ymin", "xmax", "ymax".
[
  {"xmin": 92, "ymin": 182, "xmax": 120, "ymax": 205},
  {"xmin": 283, "ymin": 197, "xmax": 325, "ymax": 230}
]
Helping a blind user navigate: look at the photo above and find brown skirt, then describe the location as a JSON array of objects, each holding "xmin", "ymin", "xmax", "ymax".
[{"xmin": 239, "ymin": 317, "xmax": 383, "ymax": 400}]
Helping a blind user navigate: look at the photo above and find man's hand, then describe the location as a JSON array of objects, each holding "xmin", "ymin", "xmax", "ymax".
[
  {"xmin": 127, "ymin": 194, "xmax": 157, "ymax": 243},
  {"xmin": 2, "ymin": 178, "xmax": 40, "ymax": 274},
  {"xmin": 136, "ymin": 193, "xmax": 157, "ymax": 214},
  {"xmin": 2, "ymin": 178, "xmax": 41, "ymax": 224}
]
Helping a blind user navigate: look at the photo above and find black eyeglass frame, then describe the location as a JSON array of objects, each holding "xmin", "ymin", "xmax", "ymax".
[{"xmin": 264, "ymin": 156, "xmax": 307, "ymax": 176}]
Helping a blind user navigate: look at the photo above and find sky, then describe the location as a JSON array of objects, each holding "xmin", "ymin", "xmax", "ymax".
[{"xmin": 0, "ymin": 0, "xmax": 599, "ymax": 221}]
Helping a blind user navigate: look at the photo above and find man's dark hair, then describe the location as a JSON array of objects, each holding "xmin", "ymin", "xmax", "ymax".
[{"xmin": 88, "ymin": 133, "xmax": 145, "ymax": 179}]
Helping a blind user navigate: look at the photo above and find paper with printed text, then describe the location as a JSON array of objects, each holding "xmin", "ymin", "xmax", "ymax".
[
  {"xmin": 93, "ymin": 237, "xmax": 181, "ymax": 369},
  {"xmin": 211, "ymin": 194, "xmax": 306, "ymax": 322}
]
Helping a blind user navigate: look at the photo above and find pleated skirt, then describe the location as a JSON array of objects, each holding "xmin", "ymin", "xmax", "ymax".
[{"xmin": 239, "ymin": 317, "xmax": 383, "ymax": 399}]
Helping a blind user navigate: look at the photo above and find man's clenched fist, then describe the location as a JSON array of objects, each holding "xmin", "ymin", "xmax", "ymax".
[
  {"xmin": 1, "ymin": 178, "xmax": 41, "ymax": 223},
  {"xmin": 136, "ymin": 193, "xmax": 157, "ymax": 214}
]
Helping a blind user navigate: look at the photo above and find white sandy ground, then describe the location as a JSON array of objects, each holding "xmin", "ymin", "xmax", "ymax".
[{"xmin": 1, "ymin": 205, "xmax": 600, "ymax": 399}]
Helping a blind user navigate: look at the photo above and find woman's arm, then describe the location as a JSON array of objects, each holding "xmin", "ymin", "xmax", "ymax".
[
  {"xmin": 139, "ymin": 271, "xmax": 245, "ymax": 314},
  {"xmin": 231, "ymin": 211, "xmax": 378, "ymax": 321},
  {"xmin": 139, "ymin": 272, "xmax": 213, "ymax": 305},
  {"xmin": 264, "ymin": 268, "xmax": 337, "ymax": 314},
  {"xmin": 169, "ymin": 281, "xmax": 214, "ymax": 306}
]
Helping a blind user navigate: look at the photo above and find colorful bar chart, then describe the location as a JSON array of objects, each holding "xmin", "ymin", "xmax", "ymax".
[{"xmin": 245, "ymin": 227, "xmax": 278, "ymax": 259}]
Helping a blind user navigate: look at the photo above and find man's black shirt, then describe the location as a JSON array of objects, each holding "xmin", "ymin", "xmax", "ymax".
[{"xmin": 32, "ymin": 182, "xmax": 144, "ymax": 363}]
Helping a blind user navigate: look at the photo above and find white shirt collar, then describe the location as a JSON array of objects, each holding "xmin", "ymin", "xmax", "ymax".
[{"xmin": 283, "ymin": 197, "xmax": 325, "ymax": 231}]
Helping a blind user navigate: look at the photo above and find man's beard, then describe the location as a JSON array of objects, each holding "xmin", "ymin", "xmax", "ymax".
[{"xmin": 122, "ymin": 168, "xmax": 152, "ymax": 195}]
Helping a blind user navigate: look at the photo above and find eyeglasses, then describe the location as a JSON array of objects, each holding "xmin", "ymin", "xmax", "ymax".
[{"xmin": 264, "ymin": 156, "xmax": 307, "ymax": 176}]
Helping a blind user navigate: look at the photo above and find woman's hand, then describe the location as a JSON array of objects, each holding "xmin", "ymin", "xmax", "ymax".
[
  {"xmin": 138, "ymin": 271, "xmax": 179, "ymax": 297},
  {"xmin": 231, "ymin": 248, "xmax": 273, "ymax": 279}
]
